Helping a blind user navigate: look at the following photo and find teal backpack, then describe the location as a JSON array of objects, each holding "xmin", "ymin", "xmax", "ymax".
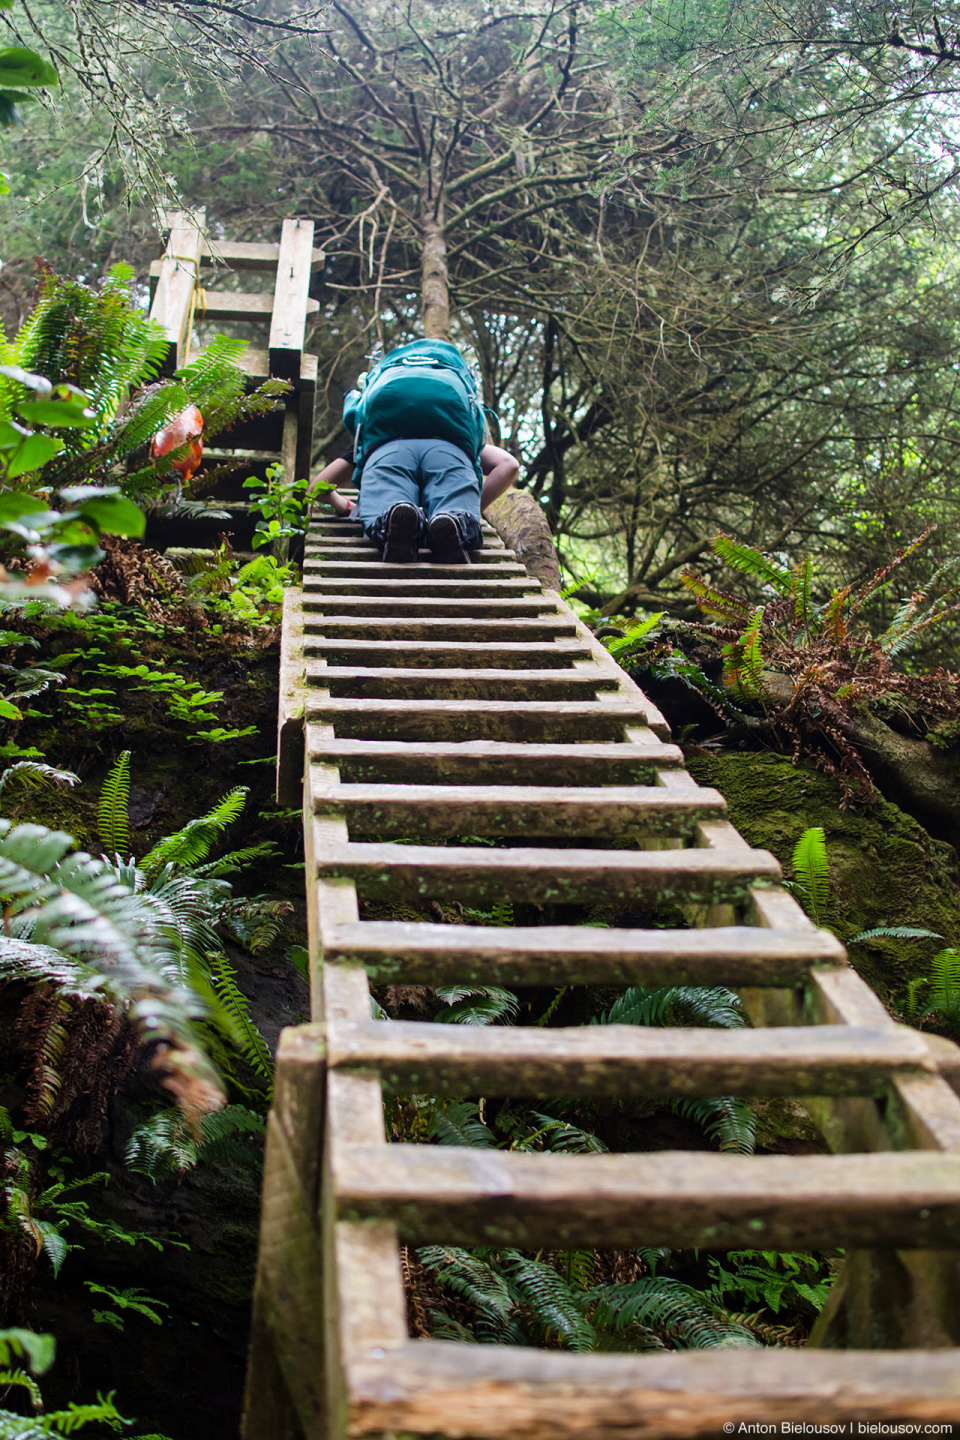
[{"xmin": 342, "ymin": 340, "xmax": 488, "ymax": 479}]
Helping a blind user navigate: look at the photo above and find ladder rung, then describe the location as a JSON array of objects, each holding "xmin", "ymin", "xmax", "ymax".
[
  {"xmin": 313, "ymin": 839, "xmax": 780, "ymax": 904},
  {"xmin": 304, "ymin": 544, "xmax": 515, "ymax": 560},
  {"xmin": 304, "ymin": 639, "xmax": 592, "ymax": 668},
  {"xmin": 336, "ymin": 1145, "xmax": 960, "ymax": 1249},
  {"xmin": 306, "ymin": 666, "xmax": 619, "ymax": 699},
  {"xmin": 304, "ymin": 696, "xmax": 653, "ymax": 741},
  {"xmin": 304, "ymin": 559, "xmax": 528, "ymax": 579},
  {"xmin": 303, "ymin": 617, "xmax": 577, "ymax": 640},
  {"xmin": 301, "ymin": 596, "xmax": 555, "ymax": 617},
  {"xmin": 330, "ymin": 1020, "xmax": 937, "ymax": 1098},
  {"xmin": 302, "ymin": 576, "xmax": 539, "ymax": 595},
  {"xmin": 335, "ymin": 1341, "xmax": 960, "ymax": 1434},
  {"xmin": 312, "ymin": 782, "xmax": 725, "ymax": 838},
  {"xmin": 306, "ymin": 736, "xmax": 684, "ymax": 783},
  {"xmin": 322, "ymin": 919, "xmax": 846, "ymax": 987}
]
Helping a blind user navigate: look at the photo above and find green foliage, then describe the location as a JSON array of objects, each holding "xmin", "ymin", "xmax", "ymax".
[
  {"xmin": 433, "ymin": 985, "xmax": 520, "ymax": 1026},
  {"xmin": 96, "ymin": 750, "xmax": 130, "ymax": 858},
  {"xmin": 243, "ymin": 463, "xmax": 309, "ymax": 564},
  {"xmin": 708, "ymin": 1250, "xmax": 833, "ymax": 1319},
  {"xmin": 85, "ymin": 1283, "xmax": 166, "ymax": 1330},
  {"xmin": 788, "ymin": 826, "xmax": 830, "ymax": 925},
  {"xmin": 124, "ymin": 1103, "xmax": 265, "ymax": 1180}
]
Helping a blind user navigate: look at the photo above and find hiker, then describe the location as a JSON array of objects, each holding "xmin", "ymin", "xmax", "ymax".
[{"xmin": 309, "ymin": 340, "xmax": 519, "ymax": 563}]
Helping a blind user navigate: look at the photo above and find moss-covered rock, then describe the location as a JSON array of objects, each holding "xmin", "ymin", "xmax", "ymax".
[{"xmin": 685, "ymin": 751, "xmax": 960, "ymax": 1007}]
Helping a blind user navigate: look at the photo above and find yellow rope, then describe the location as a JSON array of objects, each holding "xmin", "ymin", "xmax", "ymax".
[{"xmin": 167, "ymin": 251, "xmax": 208, "ymax": 359}]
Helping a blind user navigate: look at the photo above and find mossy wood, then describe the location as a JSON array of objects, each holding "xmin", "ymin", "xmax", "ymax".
[{"xmin": 246, "ymin": 499, "xmax": 960, "ymax": 1435}]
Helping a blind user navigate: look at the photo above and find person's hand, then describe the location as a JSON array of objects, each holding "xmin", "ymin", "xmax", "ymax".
[{"xmin": 331, "ymin": 492, "xmax": 355, "ymax": 517}]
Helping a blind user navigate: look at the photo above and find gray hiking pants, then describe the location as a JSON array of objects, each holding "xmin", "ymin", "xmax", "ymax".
[{"xmin": 354, "ymin": 437, "xmax": 483, "ymax": 549}]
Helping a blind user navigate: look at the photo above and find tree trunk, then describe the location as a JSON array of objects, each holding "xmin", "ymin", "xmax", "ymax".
[
  {"xmin": 761, "ymin": 671, "xmax": 960, "ymax": 847},
  {"xmin": 484, "ymin": 487, "xmax": 562, "ymax": 591},
  {"xmin": 421, "ymin": 165, "xmax": 450, "ymax": 340}
]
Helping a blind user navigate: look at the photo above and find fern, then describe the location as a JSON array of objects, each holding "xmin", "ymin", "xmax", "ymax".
[
  {"xmin": 125, "ymin": 1104, "xmax": 265, "ymax": 1179},
  {"xmin": 605, "ymin": 611, "xmax": 666, "ymax": 657},
  {"xmin": 789, "ymin": 826, "xmax": 829, "ymax": 924},
  {"xmin": 428, "ymin": 1101, "xmax": 497, "ymax": 1148},
  {"xmin": 501, "ymin": 1250, "xmax": 596, "ymax": 1350},
  {"xmin": 710, "ymin": 534, "xmax": 794, "ymax": 596},
  {"xmin": 849, "ymin": 926, "xmax": 943, "ymax": 944},
  {"xmin": 0, "ymin": 1331, "xmax": 54, "ymax": 1377},
  {"xmin": 589, "ymin": 1276, "xmax": 760, "ymax": 1349},
  {"xmin": 433, "ymin": 985, "xmax": 520, "ymax": 1026},
  {"xmin": 96, "ymin": 751, "xmax": 131, "ymax": 858},
  {"xmin": 508, "ymin": 1111, "xmax": 608, "ymax": 1154},
  {"xmin": 925, "ymin": 948, "xmax": 960, "ymax": 1018},
  {"xmin": 600, "ymin": 984, "xmax": 746, "ymax": 1029},
  {"xmin": 417, "ymin": 1247, "xmax": 517, "ymax": 1342},
  {"xmin": 671, "ymin": 1096, "xmax": 756, "ymax": 1154},
  {"xmin": 0, "ymin": 763, "xmax": 79, "ymax": 812},
  {"xmin": 139, "ymin": 787, "xmax": 248, "ymax": 873},
  {"xmin": 205, "ymin": 953, "xmax": 273, "ymax": 1078}
]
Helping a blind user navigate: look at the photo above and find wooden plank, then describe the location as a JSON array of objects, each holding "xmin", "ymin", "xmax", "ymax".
[
  {"xmin": 336, "ymin": 1144, "xmax": 960, "ymax": 1249},
  {"xmin": 302, "ymin": 638, "xmax": 592, "ymax": 668},
  {"xmin": 152, "ymin": 242, "xmax": 325, "ymax": 274},
  {"xmin": 305, "ymin": 666, "xmax": 621, "ymax": 700},
  {"xmin": 328, "ymin": 1019, "xmax": 937, "ymax": 1099},
  {"xmin": 305, "ymin": 733, "xmax": 684, "ymax": 783},
  {"xmin": 301, "ymin": 596, "xmax": 555, "ymax": 618},
  {"xmin": 303, "ymin": 616, "xmax": 578, "ymax": 642},
  {"xmin": 270, "ymin": 218, "xmax": 315, "ymax": 381},
  {"xmin": 312, "ymin": 835, "xmax": 781, "ymax": 905},
  {"xmin": 149, "ymin": 208, "xmax": 205, "ymax": 372},
  {"xmin": 311, "ymin": 781, "xmax": 726, "ymax": 838},
  {"xmin": 303, "ymin": 576, "xmax": 538, "ymax": 595},
  {"xmin": 200, "ymin": 292, "xmax": 319, "ymax": 322},
  {"xmin": 304, "ymin": 560, "xmax": 529, "ymax": 581},
  {"xmin": 321, "ymin": 919, "xmax": 846, "ymax": 988},
  {"xmin": 340, "ymin": 1342, "xmax": 960, "ymax": 1437},
  {"xmin": 277, "ymin": 587, "xmax": 306, "ymax": 806},
  {"xmin": 303, "ymin": 695, "xmax": 655, "ymax": 742}
]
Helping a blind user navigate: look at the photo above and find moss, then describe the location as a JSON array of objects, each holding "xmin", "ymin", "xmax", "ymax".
[{"xmin": 686, "ymin": 751, "xmax": 960, "ymax": 1006}]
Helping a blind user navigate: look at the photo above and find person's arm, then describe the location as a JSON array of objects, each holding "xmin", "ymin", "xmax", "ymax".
[
  {"xmin": 479, "ymin": 443, "xmax": 520, "ymax": 510},
  {"xmin": 307, "ymin": 455, "xmax": 355, "ymax": 514}
]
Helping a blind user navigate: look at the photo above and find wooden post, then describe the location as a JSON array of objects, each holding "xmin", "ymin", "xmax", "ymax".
[
  {"xmin": 270, "ymin": 219, "xmax": 315, "ymax": 381},
  {"xmin": 149, "ymin": 209, "xmax": 205, "ymax": 374}
]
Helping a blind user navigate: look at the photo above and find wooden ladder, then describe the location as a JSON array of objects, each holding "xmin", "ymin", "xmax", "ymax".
[
  {"xmin": 245, "ymin": 498, "xmax": 960, "ymax": 1438},
  {"xmin": 147, "ymin": 210, "xmax": 321, "ymax": 550}
]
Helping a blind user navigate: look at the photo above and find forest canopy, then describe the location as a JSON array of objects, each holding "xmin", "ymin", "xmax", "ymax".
[{"xmin": 1, "ymin": 0, "xmax": 959, "ymax": 623}]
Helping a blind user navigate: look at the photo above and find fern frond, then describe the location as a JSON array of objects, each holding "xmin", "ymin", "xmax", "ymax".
[
  {"xmin": 710, "ymin": 534, "xmax": 794, "ymax": 596},
  {"xmin": 501, "ymin": 1250, "xmax": 596, "ymax": 1350},
  {"xmin": 97, "ymin": 750, "xmax": 131, "ymax": 858},
  {"xmin": 848, "ymin": 926, "xmax": 943, "ymax": 944},
  {"xmin": 428, "ymin": 1101, "xmax": 497, "ymax": 1148},
  {"xmin": 926, "ymin": 948, "xmax": 960, "ymax": 1014},
  {"xmin": 434, "ymin": 985, "xmax": 519, "ymax": 1026},
  {"xmin": 790, "ymin": 826, "xmax": 829, "ymax": 924},
  {"xmin": 679, "ymin": 569, "xmax": 754, "ymax": 624},
  {"xmin": 204, "ymin": 952, "xmax": 273, "ymax": 1077},
  {"xmin": 0, "ymin": 763, "xmax": 79, "ymax": 811},
  {"xmin": 600, "ymin": 985, "xmax": 746, "ymax": 1029},
  {"xmin": 589, "ymin": 1276, "xmax": 761, "ymax": 1349},
  {"xmin": 671, "ymin": 1095, "xmax": 756, "ymax": 1154},
  {"xmin": 418, "ymin": 1247, "xmax": 516, "ymax": 1341},
  {"xmin": 139, "ymin": 787, "xmax": 248, "ymax": 873},
  {"xmin": 0, "ymin": 1329, "xmax": 54, "ymax": 1377},
  {"xmin": 605, "ymin": 612, "xmax": 666, "ymax": 657}
]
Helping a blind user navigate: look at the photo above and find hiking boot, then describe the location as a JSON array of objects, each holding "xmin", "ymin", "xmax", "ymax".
[
  {"xmin": 428, "ymin": 511, "xmax": 472, "ymax": 565},
  {"xmin": 380, "ymin": 502, "xmax": 421, "ymax": 563}
]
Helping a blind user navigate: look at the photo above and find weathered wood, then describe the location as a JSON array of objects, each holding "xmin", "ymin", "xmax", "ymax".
[
  {"xmin": 338, "ymin": 1145, "xmax": 960, "ymax": 1249},
  {"xmin": 199, "ymin": 291, "xmax": 320, "ymax": 322},
  {"xmin": 151, "ymin": 241, "xmax": 324, "ymax": 275},
  {"xmin": 328, "ymin": 1019, "xmax": 939, "ymax": 1098},
  {"xmin": 302, "ymin": 638, "xmax": 593, "ymax": 667},
  {"xmin": 303, "ymin": 615, "xmax": 577, "ymax": 641},
  {"xmin": 304, "ymin": 665, "xmax": 619, "ymax": 701},
  {"xmin": 276, "ymin": 587, "xmax": 306, "ymax": 806},
  {"xmin": 149, "ymin": 208, "xmax": 205, "ymax": 372},
  {"xmin": 303, "ymin": 559, "xmax": 529, "ymax": 579},
  {"xmin": 340, "ymin": 1342, "xmax": 960, "ymax": 1436},
  {"xmin": 305, "ymin": 733, "xmax": 684, "ymax": 783},
  {"xmin": 321, "ymin": 919, "xmax": 846, "ymax": 987},
  {"xmin": 303, "ymin": 695, "xmax": 657, "ymax": 742},
  {"xmin": 302, "ymin": 596, "xmax": 554, "ymax": 618},
  {"xmin": 312, "ymin": 834, "xmax": 781, "ymax": 905},
  {"xmin": 302, "ymin": 576, "xmax": 538, "ymax": 595},
  {"xmin": 311, "ymin": 780, "xmax": 725, "ymax": 838},
  {"xmin": 270, "ymin": 218, "xmax": 315, "ymax": 380}
]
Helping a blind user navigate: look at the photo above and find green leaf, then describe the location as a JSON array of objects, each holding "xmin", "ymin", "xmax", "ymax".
[
  {"xmin": 0, "ymin": 1328, "xmax": 55, "ymax": 1375},
  {"xmin": 0, "ymin": 365, "xmax": 51, "ymax": 392},
  {"xmin": 6, "ymin": 433, "xmax": 64, "ymax": 477},
  {"xmin": 0, "ymin": 47, "xmax": 59, "ymax": 87},
  {"xmin": 18, "ymin": 387, "xmax": 96, "ymax": 428},
  {"xmin": 0, "ymin": 696, "xmax": 22, "ymax": 719},
  {"xmin": 0, "ymin": 419, "xmax": 31, "ymax": 451},
  {"xmin": 75, "ymin": 493, "xmax": 145, "ymax": 538},
  {"xmin": 790, "ymin": 826, "xmax": 829, "ymax": 924}
]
